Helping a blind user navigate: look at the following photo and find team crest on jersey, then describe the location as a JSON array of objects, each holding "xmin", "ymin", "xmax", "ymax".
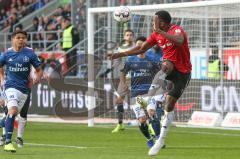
[
  {"xmin": 23, "ymin": 56, "xmax": 29, "ymax": 62},
  {"xmin": 133, "ymin": 63, "xmax": 138, "ymax": 68}
]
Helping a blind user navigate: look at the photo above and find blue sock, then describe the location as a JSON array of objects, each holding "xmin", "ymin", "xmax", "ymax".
[
  {"xmin": 0, "ymin": 116, "xmax": 6, "ymax": 128},
  {"xmin": 5, "ymin": 114, "xmax": 15, "ymax": 144},
  {"xmin": 139, "ymin": 122, "xmax": 151, "ymax": 140},
  {"xmin": 149, "ymin": 116, "xmax": 160, "ymax": 137}
]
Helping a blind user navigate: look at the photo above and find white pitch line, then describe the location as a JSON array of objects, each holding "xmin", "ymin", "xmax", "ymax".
[
  {"xmin": 24, "ymin": 142, "xmax": 240, "ymax": 150},
  {"xmin": 25, "ymin": 143, "xmax": 106, "ymax": 149},
  {"xmin": 172, "ymin": 130, "xmax": 240, "ymax": 137},
  {"xmin": 96, "ymin": 125, "xmax": 240, "ymax": 137}
]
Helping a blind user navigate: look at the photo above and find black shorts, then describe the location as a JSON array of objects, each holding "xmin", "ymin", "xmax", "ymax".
[{"xmin": 166, "ymin": 69, "xmax": 191, "ymax": 99}]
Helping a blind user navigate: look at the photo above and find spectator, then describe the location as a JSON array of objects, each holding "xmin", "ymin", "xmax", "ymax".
[
  {"xmin": 19, "ymin": 5, "xmax": 28, "ymax": 17},
  {"xmin": 37, "ymin": 16, "xmax": 45, "ymax": 32},
  {"xmin": 75, "ymin": 7, "xmax": 86, "ymax": 40},
  {"xmin": 45, "ymin": 22, "xmax": 57, "ymax": 47},
  {"xmin": 28, "ymin": 16, "xmax": 39, "ymax": 32},
  {"xmin": 14, "ymin": 23, "xmax": 22, "ymax": 31},
  {"xmin": 55, "ymin": 16, "xmax": 62, "ymax": 30},
  {"xmin": 208, "ymin": 47, "xmax": 229, "ymax": 79},
  {"xmin": 62, "ymin": 4, "xmax": 71, "ymax": 17},
  {"xmin": 61, "ymin": 17, "xmax": 79, "ymax": 76},
  {"xmin": 9, "ymin": 13, "xmax": 19, "ymax": 33},
  {"xmin": 55, "ymin": 6, "xmax": 64, "ymax": 17},
  {"xmin": 0, "ymin": 9, "xmax": 7, "ymax": 21},
  {"xmin": 43, "ymin": 53, "xmax": 62, "ymax": 80},
  {"xmin": 34, "ymin": 0, "xmax": 45, "ymax": 10},
  {"xmin": 43, "ymin": 16, "xmax": 49, "ymax": 29},
  {"xmin": 8, "ymin": 13, "xmax": 20, "ymax": 40},
  {"xmin": 77, "ymin": 0, "xmax": 86, "ymax": 8}
]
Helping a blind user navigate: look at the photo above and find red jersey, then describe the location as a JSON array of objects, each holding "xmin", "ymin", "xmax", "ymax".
[{"xmin": 146, "ymin": 24, "xmax": 192, "ymax": 73}]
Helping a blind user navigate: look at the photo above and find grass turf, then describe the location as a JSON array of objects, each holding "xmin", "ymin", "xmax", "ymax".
[{"xmin": 0, "ymin": 122, "xmax": 240, "ymax": 159}]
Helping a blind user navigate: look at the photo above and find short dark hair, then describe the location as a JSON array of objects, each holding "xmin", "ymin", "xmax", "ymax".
[
  {"xmin": 135, "ymin": 36, "xmax": 146, "ymax": 42},
  {"xmin": 12, "ymin": 30, "xmax": 27, "ymax": 38},
  {"xmin": 63, "ymin": 16, "xmax": 71, "ymax": 22},
  {"xmin": 155, "ymin": 10, "xmax": 172, "ymax": 24},
  {"xmin": 124, "ymin": 29, "xmax": 134, "ymax": 36}
]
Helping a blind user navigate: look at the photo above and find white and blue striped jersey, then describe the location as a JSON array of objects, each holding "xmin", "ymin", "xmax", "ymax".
[
  {"xmin": 122, "ymin": 55, "xmax": 160, "ymax": 98},
  {"xmin": 0, "ymin": 47, "xmax": 41, "ymax": 94}
]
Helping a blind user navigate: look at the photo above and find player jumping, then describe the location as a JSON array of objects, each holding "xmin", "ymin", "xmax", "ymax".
[
  {"xmin": 117, "ymin": 36, "xmax": 165, "ymax": 148},
  {"xmin": 109, "ymin": 10, "xmax": 192, "ymax": 156}
]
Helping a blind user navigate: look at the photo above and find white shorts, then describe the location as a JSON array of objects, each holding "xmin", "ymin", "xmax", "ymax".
[
  {"xmin": 132, "ymin": 104, "xmax": 146, "ymax": 119},
  {"xmin": 146, "ymin": 97, "xmax": 158, "ymax": 112},
  {"xmin": 5, "ymin": 88, "xmax": 28, "ymax": 111},
  {"xmin": 153, "ymin": 94, "xmax": 165, "ymax": 103}
]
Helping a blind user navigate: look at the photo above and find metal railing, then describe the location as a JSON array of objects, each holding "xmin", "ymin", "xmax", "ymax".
[{"xmin": 0, "ymin": 30, "xmax": 62, "ymax": 52}]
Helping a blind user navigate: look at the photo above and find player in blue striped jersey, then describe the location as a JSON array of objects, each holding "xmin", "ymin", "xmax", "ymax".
[
  {"xmin": 0, "ymin": 30, "xmax": 43, "ymax": 152},
  {"xmin": 120, "ymin": 36, "xmax": 164, "ymax": 148}
]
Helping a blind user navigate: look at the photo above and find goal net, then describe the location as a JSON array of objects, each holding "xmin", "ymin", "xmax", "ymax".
[{"xmin": 87, "ymin": 0, "xmax": 240, "ymax": 126}]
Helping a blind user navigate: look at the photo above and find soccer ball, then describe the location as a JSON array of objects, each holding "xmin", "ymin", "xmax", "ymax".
[{"xmin": 113, "ymin": 6, "xmax": 131, "ymax": 23}]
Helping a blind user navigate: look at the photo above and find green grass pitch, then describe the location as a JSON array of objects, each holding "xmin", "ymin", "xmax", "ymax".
[{"xmin": 0, "ymin": 122, "xmax": 240, "ymax": 159}]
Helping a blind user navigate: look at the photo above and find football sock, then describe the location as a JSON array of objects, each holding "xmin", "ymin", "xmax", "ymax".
[
  {"xmin": 156, "ymin": 105, "xmax": 164, "ymax": 120},
  {"xmin": 149, "ymin": 116, "xmax": 160, "ymax": 137},
  {"xmin": 5, "ymin": 114, "xmax": 16, "ymax": 144},
  {"xmin": 2, "ymin": 127, "xmax": 5, "ymax": 136},
  {"xmin": 2, "ymin": 113, "xmax": 6, "ymax": 136},
  {"xmin": 159, "ymin": 111, "xmax": 174, "ymax": 140},
  {"xmin": 0, "ymin": 116, "xmax": 6, "ymax": 128},
  {"xmin": 139, "ymin": 122, "xmax": 151, "ymax": 140},
  {"xmin": 117, "ymin": 104, "xmax": 124, "ymax": 124},
  {"xmin": 17, "ymin": 116, "xmax": 27, "ymax": 138}
]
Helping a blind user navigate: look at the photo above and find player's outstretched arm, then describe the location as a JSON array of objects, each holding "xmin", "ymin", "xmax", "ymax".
[{"xmin": 108, "ymin": 42, "xmax": 153, "ymax": 60}]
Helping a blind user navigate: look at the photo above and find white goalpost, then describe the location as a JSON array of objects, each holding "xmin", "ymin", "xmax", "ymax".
[{"xmin": 87, "ymin": 0, "xmax": 240, "ymax": 127}]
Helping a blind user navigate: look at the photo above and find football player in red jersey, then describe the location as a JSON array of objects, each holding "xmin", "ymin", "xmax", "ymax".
[{"xmin": 109, "ymin": 10, "xmax": 192, "ymax": 156}]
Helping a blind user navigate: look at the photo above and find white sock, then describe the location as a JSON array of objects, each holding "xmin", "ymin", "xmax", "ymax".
[
  {"xmin": 2, "ymin": 127, "xmax": 5, "ymax": 136},
  {"xmin": 158, "ymin": 111, "xmax": 174, "ymax": 142},
  {"xmin": 17, "ymin": 117, "xmax": 27, "ymax": 138},
  {"xmin": 2, "ymin": 113, "xmax": 6, "ymax": 136}
]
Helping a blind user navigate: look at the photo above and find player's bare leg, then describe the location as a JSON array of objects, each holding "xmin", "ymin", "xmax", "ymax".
[
  {"xmin": 144, "ymin": 61, "xmax": 174, "ymax": 101},
  {"xmin": 148, "ymin": 95, "xmax": 176, "ymax": 156}
]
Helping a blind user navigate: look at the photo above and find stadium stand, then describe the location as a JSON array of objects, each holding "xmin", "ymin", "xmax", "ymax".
[{"xmin": 0, "ymin": 0, "xmax": 51, "ymax": 30}]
